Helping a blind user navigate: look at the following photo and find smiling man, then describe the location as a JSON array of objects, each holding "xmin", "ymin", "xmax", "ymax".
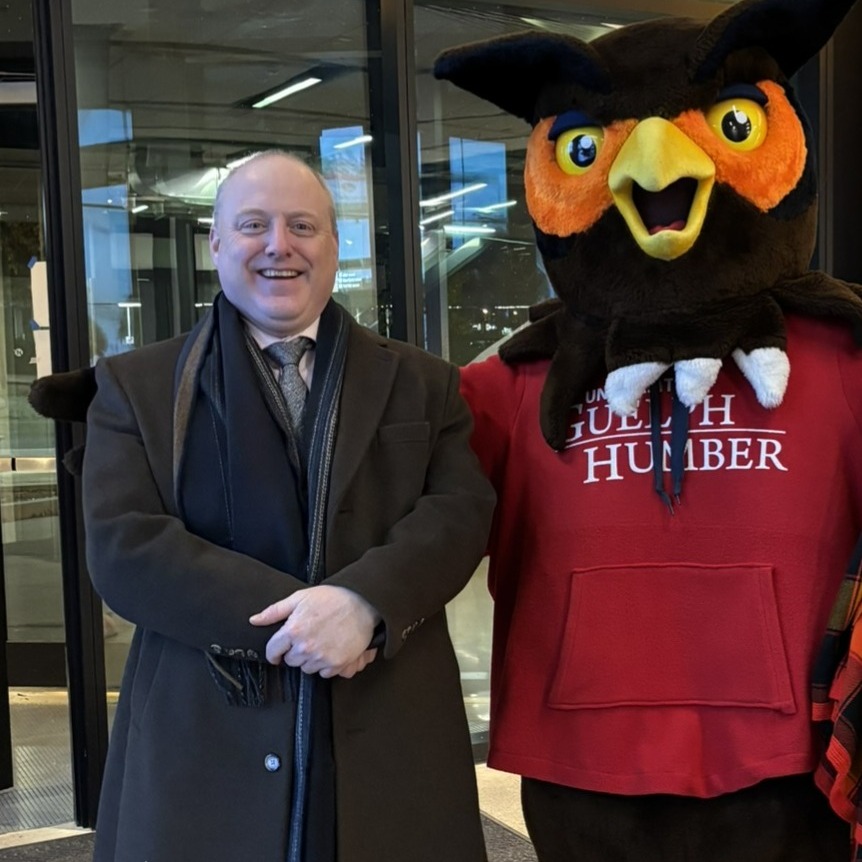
[{"xmin": 81, "ymin": 150, "xmax": 495, "ymax": 862}]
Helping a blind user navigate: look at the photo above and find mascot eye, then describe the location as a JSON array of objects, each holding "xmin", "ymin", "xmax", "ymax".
[
  {"xmin": 706, "ymin": 98, "xmax": 767, "ymax": 151},
  {"xmin": 554, "ymin": 127, "xmax": 605, "ymax": 175}
]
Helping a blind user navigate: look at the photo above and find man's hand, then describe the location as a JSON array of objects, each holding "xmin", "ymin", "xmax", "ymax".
[{"xmin": 249, "ymin": 585, "xmax": 380, "ymax": 676}]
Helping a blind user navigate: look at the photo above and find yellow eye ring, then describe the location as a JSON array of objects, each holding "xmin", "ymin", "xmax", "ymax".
[
  {"xmin": 706, "ymin": 98, "xmax": 767, "ymax": 151},
  {"xmin": 554, "ymin": 127, "xmax": 605, "ymax": 175}
]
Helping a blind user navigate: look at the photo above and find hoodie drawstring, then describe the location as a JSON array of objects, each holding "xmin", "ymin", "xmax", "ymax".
[{"xmin": 649, "ymin": 376, "xmax": 689, "ymax": 513}]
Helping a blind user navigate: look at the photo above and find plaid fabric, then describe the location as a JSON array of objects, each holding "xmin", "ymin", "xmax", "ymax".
[{"xmin": 812, "ymin": 532, "xmax": 862, "ymax": 860}]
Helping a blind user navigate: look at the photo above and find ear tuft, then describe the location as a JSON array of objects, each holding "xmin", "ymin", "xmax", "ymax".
[
  {"xmin": 434, "ymin": 31, "xmax": 611, "ymax": 125},
  {"xmin": 691, "ymin": 0, "xmax": 859, "ymax": 81}
]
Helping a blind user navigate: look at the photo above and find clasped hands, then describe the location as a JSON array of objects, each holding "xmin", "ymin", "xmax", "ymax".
[{"xmin": 250, "ymin": 584, "xmax": 379, "ymax": 679}]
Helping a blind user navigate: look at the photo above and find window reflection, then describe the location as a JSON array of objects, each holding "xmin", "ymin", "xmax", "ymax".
[{"xmin": 73, "ymin": 0, "xmax": 383, "ymax": 364}]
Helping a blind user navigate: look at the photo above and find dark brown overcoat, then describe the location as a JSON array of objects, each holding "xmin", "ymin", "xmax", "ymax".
[{"xmin": 82, "ymin": 313, "xmax": 495, "ymax": 862}]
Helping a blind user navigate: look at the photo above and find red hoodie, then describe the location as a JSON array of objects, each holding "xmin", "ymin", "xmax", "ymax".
[{"xmin": 461, "ymin": 315, "xmax": 862, "ymax": 797}]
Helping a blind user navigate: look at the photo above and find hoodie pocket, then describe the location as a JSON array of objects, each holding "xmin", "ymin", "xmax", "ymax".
[{"xmin": 548, "ymin": 562, "xmax": 795, "ymax": 713}]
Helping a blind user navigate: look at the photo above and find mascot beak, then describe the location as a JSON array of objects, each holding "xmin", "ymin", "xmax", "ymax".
[{"xmin": 608, "ymin": 118, "xmax": 715, "ymax": 261}]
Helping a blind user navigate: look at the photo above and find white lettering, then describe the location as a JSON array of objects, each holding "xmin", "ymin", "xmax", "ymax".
[
  {"xmin": 699, "ymin": 394, "xmax": 734, "ymax": 427},
  {"xmin": 565, "ymin": 403, "xmax": 586, "ymax": 445},
  {"xmin": 584, "ymin": 444, "xmax": 624, "ymax": 483},
  {"xmin": 728, "ymin": 438, "xmax": 754, "ymax": 470},
  {"xmin": 756, "ymin": 439, "xmax": 788, "ymax": 471},
  {"xmin": 587, "ymin": 404, "xmax": 615, "ymax": 437},
  {"xmin": 624, "ymin": 442, "xmax": 653, "ymax": 474},
  {"xmin": 700, "ymin": 438, "xmax": 726, "ymax": 471},
  {"xmin": 619, "ymin": 412, "xmax": 645, "ymax": 432}
]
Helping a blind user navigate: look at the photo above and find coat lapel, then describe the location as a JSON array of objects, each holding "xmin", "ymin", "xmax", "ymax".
[{"xmin": 327, "ymin": 323, "xmax": 399, "ymax": 522}]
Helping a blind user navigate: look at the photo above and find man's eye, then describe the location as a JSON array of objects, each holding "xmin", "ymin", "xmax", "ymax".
[
  {"xmin": 291, "ymin": 222, "xmax": 315, "ymax": 235},
  {"xmin": 240, "ymin": 220, "xmax": 266, "ymax": 232}
]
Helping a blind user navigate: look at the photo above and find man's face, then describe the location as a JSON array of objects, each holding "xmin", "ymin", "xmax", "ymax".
[{"xmin": 209, "ymin": 155, "xmax": 338, "ymax": 338}]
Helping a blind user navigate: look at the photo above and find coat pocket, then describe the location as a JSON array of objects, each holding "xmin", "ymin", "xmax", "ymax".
[{"xmin": 548, "ymin": 562, "xmax": 796, "ymax": 714}]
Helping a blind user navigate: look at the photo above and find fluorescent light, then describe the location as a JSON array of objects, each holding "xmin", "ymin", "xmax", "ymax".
[
  {"xmin": 419, "ymin": 208, "xmax": 454, "ymax": 227},
  {"xmin": 333, "ymin": 134, "xmax": 372, "ymax": 150},
  {"xmin": 443, "ymin": 225, "xmax": 496, "ymax": 236},
  {"xmin": 198, "ymin": 217, "xmax": 214, "ymax": 226},
  {"xmin": 252, "ymin": 77, "xmax": 321, "ymax": 109},
  {"xmin": 131, "ymin": 204, "xmax": 149, "ymax": 214},
  {"xmin": 117, "ymin": 302, "xmax": 142, "ymax": 308},
  {"xmin": 420, "ymin": 182, "xmax": 487, "ymax": 208},
  {"xmin": 601, "ymin": 22, "xmax": 624, "ymax": 29},
  {"xmin": 226, "ymin": 156, "xmax": 250, "ymax": 170},
  {"xmin": 473, "ymin": 200, "xmax": 517, "ymax": 213}
]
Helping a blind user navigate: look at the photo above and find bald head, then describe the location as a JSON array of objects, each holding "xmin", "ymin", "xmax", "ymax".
[{"xmin": 213, "ymin": 150, "xmax": 337, "ymax": 232}]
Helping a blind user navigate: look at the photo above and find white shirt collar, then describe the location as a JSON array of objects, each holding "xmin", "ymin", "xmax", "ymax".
[{"xmin": 245, "ymin": 318, "xmax": 320, "ymax": 351}]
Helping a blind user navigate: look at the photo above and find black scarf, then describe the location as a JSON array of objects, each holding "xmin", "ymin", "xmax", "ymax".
[{"xmin": 172, "ymin": 292, "xmax": 348, "ymax": 862}]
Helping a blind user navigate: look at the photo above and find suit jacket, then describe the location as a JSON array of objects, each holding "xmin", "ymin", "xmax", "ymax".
[{"xmin": 83, "ymin": 312, "xmax": 495, "ymax": 862}]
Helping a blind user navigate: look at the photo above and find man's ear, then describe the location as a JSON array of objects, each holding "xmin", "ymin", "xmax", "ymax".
[{"xmin": 209, "ymin": 225, "xmax": 220, "ymax": 263}]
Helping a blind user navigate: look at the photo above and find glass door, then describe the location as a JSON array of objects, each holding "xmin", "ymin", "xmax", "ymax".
[{"xmin": 0, "ymin": 0, "xmax": 74, "ymax": 832}]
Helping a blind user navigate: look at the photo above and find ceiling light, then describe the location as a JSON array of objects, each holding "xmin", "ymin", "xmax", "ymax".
[
  {"xmin": 131, "ymin": 204, "xmax": 149, "ymax": 214},
  {"xmin": 473, "ymin": 200, "xmax": 517, "ymax": 213},
  {"xmin": 333, "ymin": 135, "xmax": 372, "ymax": 150},
  {"xmin": 420, "ymin": 182, "xmax": 488, "ymax": 208},
  {"xmin": 443, "ymin": 225, "xmax": 496, "ymax": 236},
  {"xmin": 419, "ymin": 209, "xmax": 455, "ymax": 227},
  {"xmin": 252, "ymin": 77, "xmax": 321, "ymax": 109}
]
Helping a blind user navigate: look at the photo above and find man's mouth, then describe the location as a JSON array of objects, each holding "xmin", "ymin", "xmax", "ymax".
[{"xmin": 259, "ymin": 268, "xmax": 300, "ymax": 278}]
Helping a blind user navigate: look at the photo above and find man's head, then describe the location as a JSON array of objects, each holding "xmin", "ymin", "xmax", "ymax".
[{"xmin": 209, "ymin": 151, "xmax": 339, "ymax": 339}]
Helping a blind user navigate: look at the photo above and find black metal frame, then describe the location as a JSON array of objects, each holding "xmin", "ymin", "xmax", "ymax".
[
  {"xmin": 32, "ymin": 0, "xmax": 108, "ymax": 829},
  {"xmin": 370, "ymin": 0, "xmax": 424, "ymax": 344},
  {"xmin": 820, "ymin": 3, "xmax": 862, "ymax": 282}
]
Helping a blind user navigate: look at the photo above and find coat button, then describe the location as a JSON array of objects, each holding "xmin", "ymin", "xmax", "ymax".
[{"xmin": 264, "ymin": 754, "xmax": 281, "ymax": 772}]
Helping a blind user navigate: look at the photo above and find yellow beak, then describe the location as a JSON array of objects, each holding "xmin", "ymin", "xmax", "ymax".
[{"xmin": 608, "ymin": 117, "xmax": 715, "ymax": 261}]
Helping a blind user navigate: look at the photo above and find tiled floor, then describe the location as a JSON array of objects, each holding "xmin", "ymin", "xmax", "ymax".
[{"xmin": 0, "ymin": 688, "xmax": 530, "ymax": 851}]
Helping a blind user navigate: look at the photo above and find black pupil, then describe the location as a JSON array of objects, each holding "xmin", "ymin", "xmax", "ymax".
[
  {"xmin": 570, "ymin": 134, "xmax": 597, "ymax": 167},
  {"xmin": 722, "ymin": 108, "xmax": 752, "ymax": 143}
]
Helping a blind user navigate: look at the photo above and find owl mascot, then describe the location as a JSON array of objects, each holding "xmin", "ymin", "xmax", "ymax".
[{"xmin": 435, "ymin": 0, "xmax": 862, "ymax": 859}]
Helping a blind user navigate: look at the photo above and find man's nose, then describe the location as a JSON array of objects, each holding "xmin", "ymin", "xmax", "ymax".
[{"xmin": 265, "ymin": 222, "xmax": 293, "ymax": 256}]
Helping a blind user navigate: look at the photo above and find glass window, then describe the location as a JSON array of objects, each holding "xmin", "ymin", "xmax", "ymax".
[{"xmin": 73, "ymin": 0, "xmax": 384, "ymax": 363}]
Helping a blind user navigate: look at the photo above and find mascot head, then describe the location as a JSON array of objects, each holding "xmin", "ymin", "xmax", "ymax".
[{"xmin": 435, "ymin": 0, "xmax": 862, "ymax": 454}]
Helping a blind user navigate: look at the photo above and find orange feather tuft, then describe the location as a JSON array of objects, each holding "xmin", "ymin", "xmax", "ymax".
[
  {"xmin": 673, "ymin": 80, "xmax": 807, "ymax": 212},
  {"xmin": 525, "ymin": 118, "xmax": 636, "ymax": 236}
]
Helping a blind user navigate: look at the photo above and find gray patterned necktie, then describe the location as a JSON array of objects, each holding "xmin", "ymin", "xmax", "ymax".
[{"xmin": 264, "ymin": 336, "xmax": 314, "ymax": 433}]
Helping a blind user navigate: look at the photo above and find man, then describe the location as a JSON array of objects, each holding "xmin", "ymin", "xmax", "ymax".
[{"xmin": 82, "ymin": 151, "xmax": 495, "ymax": 862}]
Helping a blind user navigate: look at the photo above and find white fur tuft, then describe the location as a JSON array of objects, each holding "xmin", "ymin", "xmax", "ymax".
[
  {"xmin": 605, "ymin": 362, "xmax": 670, "ymax": 417},
  {"xmin": 731, "ymin": 347, "xmax": 790, "ymax": 408},
  {"xmin": 674, "ymin": 358, "xmax": 723, "ymax": 407}
]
